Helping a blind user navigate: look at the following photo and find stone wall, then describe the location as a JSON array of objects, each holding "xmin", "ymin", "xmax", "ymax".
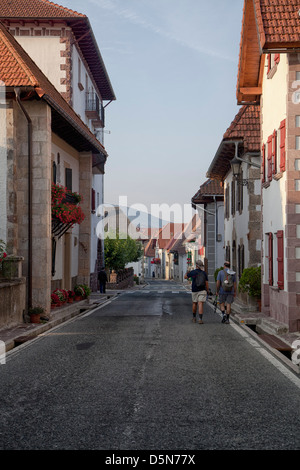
[{"xmin": 0, "ymin": 279, "xmax": 26, "ymax": 329}]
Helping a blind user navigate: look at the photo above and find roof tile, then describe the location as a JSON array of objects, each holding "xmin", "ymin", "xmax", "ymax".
[
  {"xmin": 0, "ymin": 0, "xmax": 85, "ymax": 18},
  {"xmin": 0, "ymin": 21, "xmax": 106, "ymax": 155}
]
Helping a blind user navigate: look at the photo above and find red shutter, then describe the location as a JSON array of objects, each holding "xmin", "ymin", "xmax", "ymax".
[
  {"xmin": 268, "ymin": 233, "xmax": 273, "ymax": 286},
  {"xmin": 279, "ymin": 119, "xmax": 286, "ymax": 172},
  {"xmin": 262, "ymin": 143, "xmax": 266, "ymax": 183},
  {"xmin": 277, "ymin": 230, "xmax": 284, "ymax": 290},
  {"xmin": 267, "ymin": 135, "xmax": 273, "ymax": 181},
  {"xmin": 274, "ymin": 54, "xmax": 280, "ymax": 65},
  {"xmin": 272, "ymin": 130, "xmax": 277, "ymax": 175}
]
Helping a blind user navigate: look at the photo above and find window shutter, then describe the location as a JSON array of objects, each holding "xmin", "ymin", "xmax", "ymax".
[
  {"xmin": 262, "ymin": 143, "xmax": 266, "ymax": 183},
  {"xmin": 65, "ymin": 168, "xmax": 72, "ymax": 191},
  {"xmin": 272, "ymin": 130, "xmax": 277, "ymax": 175},
  {"xmin": 268, "ymin": 233, "xmax": 273, "ymax": 286},
  {"xmin": 277, "ymin": 230, "xmax": 284, "ymax": 290},
  {"xmin": 274, "ymin": 54, "xmax": 280, "ymax": 65},
  {"xmin": 267, "ymin": 54, "xmax": 271, "ymax": 73},
  {"xmin": 91, "ymin": 188, "xmax": 96, "ymax": 212},
  {"xmin": 267, "ymin": 135, "xmax": 273, "ymax": 181},
  {"xmin": 279, "ymin": 119, "xmax": 286, "ymax": 172}
]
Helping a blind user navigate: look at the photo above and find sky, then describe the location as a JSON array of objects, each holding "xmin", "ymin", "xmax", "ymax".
[{"xmin": 61, "ymin": 0, "xmax": 244, "ymax": 223}]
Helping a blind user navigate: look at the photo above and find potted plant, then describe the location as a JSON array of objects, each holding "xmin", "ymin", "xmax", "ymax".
[
  {"xmin": 51, "ymin": 293, "xmax": 60, "ymax": 308},
  {"xmin": 53, "ymin": 288, "xmax": 68, "ymax": 304},
  {"xmin": 74, "ymin": 285, "xmax": 85, "ymax": 300},
  {"xmin": 67, "ymin": 290, "xmax": 75, "ymax": 303},
  {"xmin": 238, "ymin": 266, "xmax": 262, "ymax": 310},
  {"xmin": 81, "ymin": 284, "xmax": 91, "ymax": 298},
  {"xmin": 28, "ymin": 306, "xmax": 44, "ymax": 323}
]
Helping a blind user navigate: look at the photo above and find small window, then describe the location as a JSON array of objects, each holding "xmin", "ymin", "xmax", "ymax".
[{"xmin": 65, "ymin": 168, "xmax": 72, "ymax": 191}]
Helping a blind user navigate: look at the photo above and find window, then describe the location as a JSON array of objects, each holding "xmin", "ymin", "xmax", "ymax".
[
  {"xmin": 225, "ymin": 245, "xmax": 230, "ymax": 265},
  {"xmin": 267, "ymin": 135, "xmax": 273, "ymax": 181},
  {"xmin": 236, "ymin": 171, "xmax": 243, "ymax": 213},
  {"xmin": 268, "ymin": 233, "xmax": 274, "ymax": 286},
  {"xmin": 262, "ymin": 143, "xmax": 266, "ymax": 183},
  {"xmin": 272, "ymin": 130, "xmax": 277, "ymax": 175},
  {"xmin": 231, "ymin": 180, "xmax": 236, "ymax": 217},
  {"xmin": 238, "ymin": 244, "xmax": 245, "ymax": 279},
  {"xmin": 91, "ymin": 188, "xmax": 96, "ymax": 213},
  {"xmin": 225, "ymin": 185, "xmax": 230, "ymax": 219},
  {"xmin": 277, "ymin": 230, "xmax": 284, "ymax": 290},
  {"xmin": 65, "ymin": 168, "xmax": 72, "ymax": 191},
  {"xmin": 78, "ymin": 58, "xmax": 84, "ymax": 91}
]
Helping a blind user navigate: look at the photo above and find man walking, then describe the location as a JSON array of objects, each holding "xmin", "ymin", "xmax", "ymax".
[
  {"xmin": 216, "ymin": 261, "xmax": 236, "ymax": 324},
  {"xmin": 185, "ymin": 259, "xmax": 209, "ymax": 324},
  {"xmin": 98, "ymin": 267, "xmax": 108, "ymax": 294}
]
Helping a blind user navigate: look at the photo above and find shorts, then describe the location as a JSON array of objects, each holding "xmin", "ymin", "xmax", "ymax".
[
  {"xmin": 219, "ymin": 293, "xmax": 234, "ymax": 304},
  {"xmin": 192, "ymin": 290, "xmax": 207, "ymax": 303}
]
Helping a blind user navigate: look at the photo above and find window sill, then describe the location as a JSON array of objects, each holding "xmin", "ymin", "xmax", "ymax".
[
  {"xmin": 273, "ymin": 172, "xmax": 283, "ymax": 181},
  {"xmin": 267, "ymin": 64, "xmax": 278, "ymax": 79}
]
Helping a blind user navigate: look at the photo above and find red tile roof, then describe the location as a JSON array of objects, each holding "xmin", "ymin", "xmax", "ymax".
[
  {"xmin": 255, "ymin": 0, "xmax": 300, "ymax": 47},
  {"xmin": 206, "ymin": 105, "xmax": 260, "ymax": 181},
  {"xmin": 0, "ymin": 0, "xmax": 85, "ymax": 18},
  {"xmin": 192, "ymin": 179, "xmax": 224, "ymax": 206},
  {"xmin": 0, "ymin": 21, "xmax": 107, "ymax": 156},
  {"xmin": 0, "ymin": 0, "xmax": 116, "ymax": 101},
  {"xmin": 223, "ymin": 105, "xmax": 260, "ymax": 152},
  {"xmin": 237, "ymin": 0, "xmax": 300, "ymax": 104}
]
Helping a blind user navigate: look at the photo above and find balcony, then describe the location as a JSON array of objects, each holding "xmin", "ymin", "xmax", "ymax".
[{"xmin": 85, "ymin": 92, "xmax": 104, "ymax": 128}]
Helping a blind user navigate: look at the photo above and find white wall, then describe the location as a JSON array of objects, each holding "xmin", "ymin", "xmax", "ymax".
[
  {"xmin": 16, "ymin": 36, "xmax": 66, "ymax": 94},
  {"xmin": 261, "ymin": 55, "xmax": 288, "ymax": 284}
]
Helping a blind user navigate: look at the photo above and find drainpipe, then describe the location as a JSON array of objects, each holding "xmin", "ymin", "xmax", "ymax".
[{"xmin": 15, "ymin": 88, "xmax": 33, "ymax": 311}]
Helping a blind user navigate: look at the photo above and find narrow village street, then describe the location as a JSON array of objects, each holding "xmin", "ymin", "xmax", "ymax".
[{"xmin": 1, "ymin": 280, "xmax": 300, "ymax": 452}]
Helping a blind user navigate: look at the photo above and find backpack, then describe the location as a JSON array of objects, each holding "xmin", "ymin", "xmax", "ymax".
[
  {"xmin": 223, "ymin": 271, "xmax": 234, "ymax": 292},
  {"xmin": 195, "ymin": 270, "xmax": 206, "ymax": 289}
]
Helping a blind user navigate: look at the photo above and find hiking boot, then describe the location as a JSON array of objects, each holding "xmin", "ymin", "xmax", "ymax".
[
  {"xmin": 192, "ymin": 317, "xmax": 196, "ymax": 323},
  {"xmin": 198, "ymin": 319, "xmax": 203, "ymax": 324}
]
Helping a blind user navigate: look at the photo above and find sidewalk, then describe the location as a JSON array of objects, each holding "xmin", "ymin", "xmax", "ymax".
[{"xmin": 0, "ymin": 282, "xmax": 147, "ymax": 353}]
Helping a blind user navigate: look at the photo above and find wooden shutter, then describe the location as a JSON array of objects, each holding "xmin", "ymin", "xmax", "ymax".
[
  {"xmin": 262, "ymin": 143, "xmax": 266, "ymax": 183},
  {"xmin": 267, "ymin": 135, "xmax": 273, "ymax": 181},
  {"xmin": 267, "ymin": 54, "xmax": 271, "ymax": 73},
  {"xmin": 91, "ymin": 188, "xmax": 96, "ymax": 212},
  {"xmin": 268, "ymin": 233, "xmax": 273, "ymax": 286},
  {"xmin": 277, "ymin": 230, "xmax": 284, "ymax": 290},
  {"xmin": 274, "ymin": 54, "xmax": 280, "ymax": 65},
  {"xmin": 272, "ymin": 130, "xmax": 277, "ymax": 175},
  {"xmin": 279, "ymin": 119, "xmax": 286, "ymax": 172}
]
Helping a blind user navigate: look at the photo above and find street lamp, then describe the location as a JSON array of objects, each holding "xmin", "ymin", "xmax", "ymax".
[{"xmin": 230, "ymin": 141, "xmax": 261, "ymax": 185}]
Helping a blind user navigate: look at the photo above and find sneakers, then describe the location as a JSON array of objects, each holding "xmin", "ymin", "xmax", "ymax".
[
  {"xmin": 192, "ymin": 317, "xmax": 196, "ymax": 323},
  {"xmin": 198, "ymin": 319, "xmax": 203, "ymax": 324}
]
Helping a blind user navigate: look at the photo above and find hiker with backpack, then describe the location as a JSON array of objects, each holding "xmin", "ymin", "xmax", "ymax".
[
  {"xmin": 216, "ymin": 261, "xmax": 236, "ymax": 324},
  {"xmin": 184, "ymin": 259, "xmax": 209, "ymax": 324}
]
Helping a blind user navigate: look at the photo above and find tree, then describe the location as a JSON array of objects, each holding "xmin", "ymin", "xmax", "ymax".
[{"xmin": 104, "ymin": 234, "xmax": 143, "ymax": 270}]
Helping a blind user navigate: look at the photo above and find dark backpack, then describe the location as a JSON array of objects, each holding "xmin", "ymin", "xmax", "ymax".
[
  {"xmin": 223, "ymin": 271, "xmax": 234, "ymax": 292},
  {"xmin": 195, "ymin": 270, "xmax": 206, "ymax": 289}
]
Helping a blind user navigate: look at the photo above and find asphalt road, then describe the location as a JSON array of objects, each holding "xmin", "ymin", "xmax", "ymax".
[{"xmin": 1, "ymin": 279, "xmax": 300, "ymax": 452}]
